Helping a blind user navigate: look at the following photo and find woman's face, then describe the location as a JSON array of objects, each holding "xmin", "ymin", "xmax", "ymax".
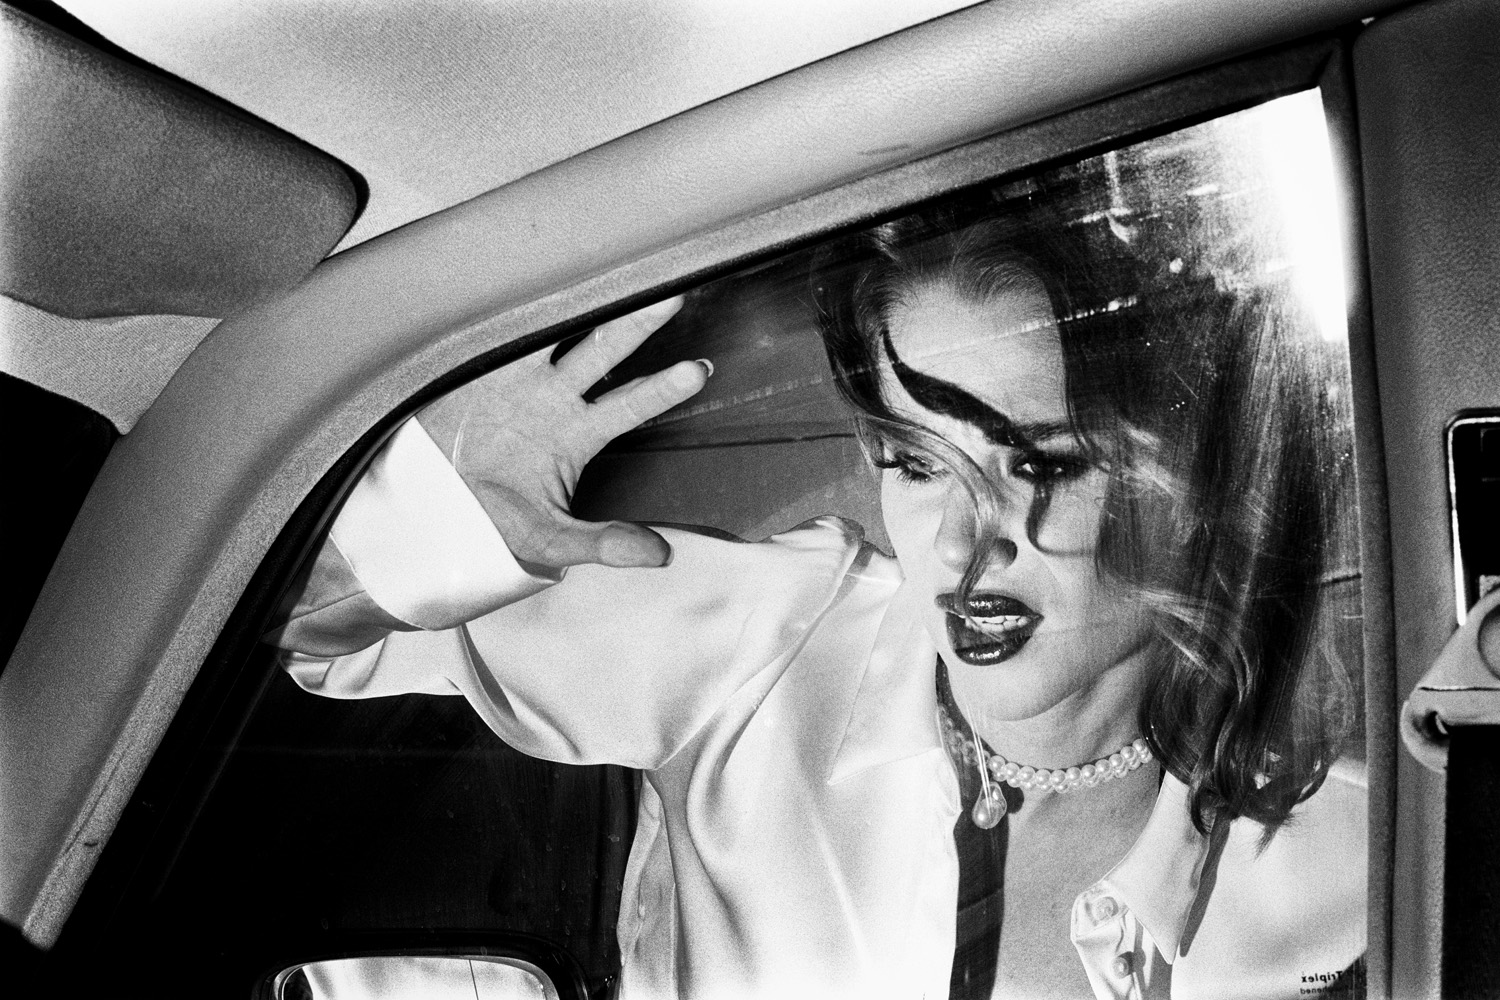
[{"xmin": 876, "ymin": 278, "xmax": 1151, "ymax": 726}]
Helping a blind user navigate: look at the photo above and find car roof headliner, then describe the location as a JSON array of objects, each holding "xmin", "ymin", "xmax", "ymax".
[{"xmin": 57, "ymin": 0, "xmax": 980, "ymax": 251}]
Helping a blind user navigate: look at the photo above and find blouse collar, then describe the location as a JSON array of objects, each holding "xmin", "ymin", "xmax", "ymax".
[{"xmin": 1095, "ymin": 771, "xmax": 1222, "ymax": 964}]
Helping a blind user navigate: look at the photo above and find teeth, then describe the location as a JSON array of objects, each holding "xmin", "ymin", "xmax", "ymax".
[{"xmin": 969, "ymin": 614, "xmax": 1035, "ymax": 631}]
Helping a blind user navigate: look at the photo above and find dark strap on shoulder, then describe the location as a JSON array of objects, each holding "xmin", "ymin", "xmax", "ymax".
[
  {"xmin": 939, "ymin": 659, "xmax": 1008, "ymax": 998},
  {"xmin": 950, "ymin": 791, "xmax": 1007, "ymax": 999}
]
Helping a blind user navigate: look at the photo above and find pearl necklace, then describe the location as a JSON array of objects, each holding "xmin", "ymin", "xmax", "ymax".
[{"xmin": 937, "ymin": 705, "xmax": 1154, "ymax": 829}]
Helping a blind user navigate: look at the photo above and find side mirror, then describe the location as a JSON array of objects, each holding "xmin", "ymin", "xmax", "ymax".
[{"xmin": 272, "ymin": 955, "xmax": 560, "ymax": 1000}]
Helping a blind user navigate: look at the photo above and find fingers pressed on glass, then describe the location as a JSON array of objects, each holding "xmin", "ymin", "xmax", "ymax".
[
  {"xmin": 589, "ymin": 360, "xmax": 709, "ymax": 442},
  {"xmin": 553, "ymin": 296, "xmax": 684, "ymax": 393}
]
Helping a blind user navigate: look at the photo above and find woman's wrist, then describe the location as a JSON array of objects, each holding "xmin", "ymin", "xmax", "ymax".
[{"xmin": 332, "ymin": 418, "xmax": 561, "ymax": 630}]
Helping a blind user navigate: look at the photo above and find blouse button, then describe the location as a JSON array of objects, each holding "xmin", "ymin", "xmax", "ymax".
[
  {"xmin": 1091, "ymin": 895, "xmax": 1119, "ymax": 922},
  {"xmin": 1111, "ymin": 954, "xmax": 1133, "ymax": 978}
]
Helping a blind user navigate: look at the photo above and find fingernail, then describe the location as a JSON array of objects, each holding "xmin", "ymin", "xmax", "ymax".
[
  {"xmin": 645, "ymin": 296, "xmax": 684, "ymax": 319},
  {"xmin": 695, "ymin": 358, "xmax": 715, "ymax": 378}
]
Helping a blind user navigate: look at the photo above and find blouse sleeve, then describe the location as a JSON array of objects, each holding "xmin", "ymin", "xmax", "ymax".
[
  {"xmin": 267, "ymin": 418, "xmax": 562, "ymax": 658},
  {"xmin": 269, "ymin": 417, "xmax": 866, "ymax": 768}
]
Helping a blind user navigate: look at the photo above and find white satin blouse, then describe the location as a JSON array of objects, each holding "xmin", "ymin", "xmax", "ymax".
[{"xmin": 273, "ymin": 420, "xmax": 1367, "ymax": 1000}]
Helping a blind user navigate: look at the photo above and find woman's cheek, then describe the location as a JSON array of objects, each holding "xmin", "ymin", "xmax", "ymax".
[
  {"xmin": 1034, "ymin": 484, "xmax": 1107, "ymax": 555},
  {"xmin": 879, "ymin": 477, "xmax": 945, "ymax": 566},
  {"xmin": 877, "ymin": 479, "xmax": 921, "ymax": 561}
]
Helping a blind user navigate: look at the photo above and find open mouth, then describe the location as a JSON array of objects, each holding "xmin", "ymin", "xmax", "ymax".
[{"xmin": 936, "ymin": 592, "xmax": 1042, "ymax": 666}]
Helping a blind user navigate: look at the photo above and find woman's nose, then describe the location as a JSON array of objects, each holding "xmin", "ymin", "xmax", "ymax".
[{"xmin": 933, "ymin": 485, "xmax": 1018, "ymax": 573}]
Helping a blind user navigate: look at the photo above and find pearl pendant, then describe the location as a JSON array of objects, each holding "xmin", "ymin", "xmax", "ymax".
[{"xmin": 971, "ymin": 785, "xmax": 1007, "ymax": 829}]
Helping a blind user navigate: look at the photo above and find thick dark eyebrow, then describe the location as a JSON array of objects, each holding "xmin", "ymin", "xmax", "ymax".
[{"xmin": 880, "ymin": 327, "xmax": 1073, "ymax": 449}]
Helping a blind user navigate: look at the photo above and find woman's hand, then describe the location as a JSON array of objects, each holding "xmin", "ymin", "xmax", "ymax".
[{"xmin": 416, "ymin": 297, "xmax": 708, "ymax": 571}]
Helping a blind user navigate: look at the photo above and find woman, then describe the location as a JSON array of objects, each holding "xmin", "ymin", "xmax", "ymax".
[{"xmin": 273, "ymin": 205, "xmax": 1365, "ymax": 999}]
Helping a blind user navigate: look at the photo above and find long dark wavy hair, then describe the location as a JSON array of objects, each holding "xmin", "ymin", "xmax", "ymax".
[{"xmin": 813, "ymin": 199, "xmax": 1356, "ymax": 833}]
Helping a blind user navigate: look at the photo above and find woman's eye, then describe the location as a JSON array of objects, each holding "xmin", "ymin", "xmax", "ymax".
[
  {"xmin": 874, "ymin": 450, "xmax": 944, "ymax": 484},
  {"xmin": 1012, "ymin": 451, "xmax": 1089, "ymax": 485}
]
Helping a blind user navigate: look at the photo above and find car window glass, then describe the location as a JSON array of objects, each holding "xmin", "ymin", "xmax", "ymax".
[{"xmin": 235, "ymin": 89, "xmax": 1366, "ymax": 996}]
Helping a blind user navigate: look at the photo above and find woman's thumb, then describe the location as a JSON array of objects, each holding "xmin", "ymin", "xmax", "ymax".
[{"xmin": 560, "ymin": 520, "xmax": 672, "ymax": 569}]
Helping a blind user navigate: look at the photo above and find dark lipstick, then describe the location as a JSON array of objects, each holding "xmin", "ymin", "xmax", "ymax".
[{"xmin": 936, "ymin": 592, "xmax": 1042, "ymax": 666}]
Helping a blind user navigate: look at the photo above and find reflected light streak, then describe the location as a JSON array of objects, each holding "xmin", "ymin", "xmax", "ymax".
[{"xmin": 1255, "ymin": 90, "xmax": 1349, "ymax": 343}]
